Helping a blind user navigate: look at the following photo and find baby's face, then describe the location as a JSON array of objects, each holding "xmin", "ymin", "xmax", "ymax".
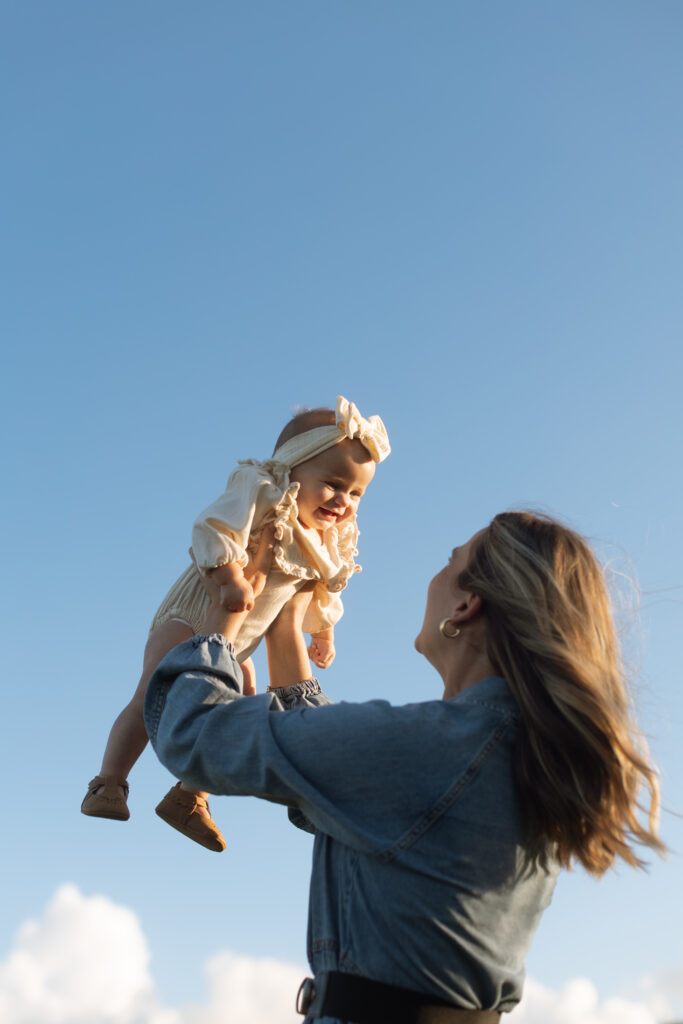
[{"xmin": 290, "ymin": 439, "xmax": 375, "ymax": 535}]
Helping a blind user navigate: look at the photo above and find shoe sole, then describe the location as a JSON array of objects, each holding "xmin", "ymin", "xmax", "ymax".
[
  {"xmin": 81, "ymin": 800, "xmax": 130, "ymax": 821},
  {"xmin": 155, "ymin": 802, "xmax": 226, "ymax": 852}
]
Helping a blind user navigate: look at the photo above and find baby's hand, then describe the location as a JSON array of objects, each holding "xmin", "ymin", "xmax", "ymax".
[{"xmin": 308, "ymin": 631, "xmax": 335, "ymax": 669}]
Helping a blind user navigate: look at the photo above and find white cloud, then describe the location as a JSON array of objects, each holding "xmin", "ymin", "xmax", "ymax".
[
  {"xmin": 0, "ymin": 884, "xmax": 178, "ymax": 1024},
  {"xmin": 0, "ymin": 885, "xmax": 303, "ymax": 1024},
  {"xmin": 640, "ymin": 967, "xmax": 683, "ymax": 1024},
  {"xmin": 183, "ymin": 952, "xmax": 304, "ymax": 1024},
  {"xmin": 0, "ymin": 885, "xmax": 680, "ymax": 1024},
  {"xmin": 507, "ymin": 976, "xmax": 673, "ymax": 1024}
]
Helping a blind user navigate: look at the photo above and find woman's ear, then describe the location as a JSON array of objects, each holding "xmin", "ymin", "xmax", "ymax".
[{"xmin": 450, "ymin": 592, "xmax": 483, "ymax": 624}]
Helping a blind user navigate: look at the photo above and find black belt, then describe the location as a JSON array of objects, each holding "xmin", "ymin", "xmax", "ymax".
[{"xmin": 296, "ymin": 971, "xmax": 501, "ymax": 1023}]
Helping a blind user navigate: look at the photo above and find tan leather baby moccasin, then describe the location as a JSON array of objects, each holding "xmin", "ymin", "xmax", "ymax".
[
  {"xmin": 155, "ymin": 782, "xmax": 226, "ymax": 852},
  {"xmin": 81, "ymin": 775, "xmax": 130, "ymax": 821}
]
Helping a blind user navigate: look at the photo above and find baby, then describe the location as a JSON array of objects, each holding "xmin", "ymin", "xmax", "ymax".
[{"xmin": 82, "ymin": 396, "xmax": 390, "ymax": 851}]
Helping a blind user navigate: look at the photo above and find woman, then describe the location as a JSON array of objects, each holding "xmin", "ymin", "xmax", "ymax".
[{"xmin": 144, "ymin": 511, "xmax": 664, "ymax": 1024}]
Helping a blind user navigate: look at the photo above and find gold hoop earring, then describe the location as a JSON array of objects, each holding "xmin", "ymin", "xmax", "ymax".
[{"xmin": 439, "ymin": 619, "xmax": 461, "ymax": 639}]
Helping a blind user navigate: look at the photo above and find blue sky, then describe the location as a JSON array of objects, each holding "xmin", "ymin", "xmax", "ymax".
[{"xmin": 2, "ymin": 3, "xmax": 682, "ymax": 1022}]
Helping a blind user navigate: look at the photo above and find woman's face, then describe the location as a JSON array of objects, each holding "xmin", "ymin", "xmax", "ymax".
[{"xmin": 414, "ymin": 531, "xmax": 482, "ymax": 664}]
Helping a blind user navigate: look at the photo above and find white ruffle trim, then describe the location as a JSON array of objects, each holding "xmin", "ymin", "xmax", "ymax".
[{"xmin": 238, "ymin": 459, "xmax": 361, "ymax": 592}]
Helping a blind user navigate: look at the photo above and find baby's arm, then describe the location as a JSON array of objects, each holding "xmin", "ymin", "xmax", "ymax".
[
  {"xmin": 302, "ymin": 586, "xmax": 343, "ymax": 670},
  {"xmin": 192, "ymin": 464, "xmax": 278, "ymax": 612},
  {"xmin": 308, "ymin": 627, "xmax": 335, "ymax": 669}
]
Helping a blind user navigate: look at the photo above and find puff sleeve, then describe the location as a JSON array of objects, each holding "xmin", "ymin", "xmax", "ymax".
[
  {"xmin": 192, "ymin": 463, "xmax": 286, "ymax": 573},
  {"xmin": 302, "ymin": 583, "xmax": 344, "ymax": 634}
]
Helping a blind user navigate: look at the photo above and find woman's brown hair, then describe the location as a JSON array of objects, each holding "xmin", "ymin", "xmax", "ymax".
[{"xmin": 459, "ymin": 511, "xmax": 665, "ymax": 876}]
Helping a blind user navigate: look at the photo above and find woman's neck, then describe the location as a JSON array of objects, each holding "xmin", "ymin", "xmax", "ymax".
[
  {"xmin": 439, "ymin": 626, "xmax": 497, "ymax": 700},
  {"xmin": 441, "ymin": 653, "xmax": 497, "ymax": 700}
]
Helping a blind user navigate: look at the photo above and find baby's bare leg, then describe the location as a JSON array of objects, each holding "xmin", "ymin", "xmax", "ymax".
[
  {"xmin": 105, "ymin": 619, "xmax": 214, "ymax": 811},
  {"xmin": 265, "ymin": 586, "xmax": 315, "ymax": 690},
  {"xmin": 85, "ymin": 619, "xmax": 223, "ymax": 847},
  {"xmin": 99, "ymin": 619, "xmax": 194, "ymax": 788},
  {"xmin": 83, "ymin": 619, "xmax": 198, "ymax": 818}
]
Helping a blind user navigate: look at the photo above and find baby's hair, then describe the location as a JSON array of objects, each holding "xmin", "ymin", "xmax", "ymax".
[{"xmin": 273, "ymin": 407, "xmax": 335, "ymax": 454}]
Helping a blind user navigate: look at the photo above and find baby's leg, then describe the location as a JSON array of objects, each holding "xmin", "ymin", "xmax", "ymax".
[
  {"xmin": 85, "ymin": 618, "xmax": 226, "ymax": 849},
  {"xmin": 83, "ymin": 620, "xmax": 196, "ymax": 819},
  {"xmin": 99, "ymin": 619, "xmax": 194, "ymax": 783},
  {"xmin": 265, "ymin": 586, "xmax": 315, "ymax": 690}
]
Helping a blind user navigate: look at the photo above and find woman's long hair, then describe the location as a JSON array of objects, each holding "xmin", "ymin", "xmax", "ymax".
[{"xmin": 458, "ymin": 511, "xmax": 665, "ymax": 876}]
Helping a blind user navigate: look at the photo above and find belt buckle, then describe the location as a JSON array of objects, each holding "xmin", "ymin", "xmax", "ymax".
[{"xmin": 296, "ymin": 976, "xmax": 316, "ymax": 1015}]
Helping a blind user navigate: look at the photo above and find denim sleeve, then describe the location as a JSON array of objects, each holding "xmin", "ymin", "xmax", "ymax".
[{"xmin": 144, "ymin": 635, "xmax": 516, "ymax": 856}]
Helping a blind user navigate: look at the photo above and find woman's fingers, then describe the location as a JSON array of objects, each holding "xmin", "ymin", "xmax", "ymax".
[
  {"xmin": 188, "ymin": 549, "xmax": 223, "ymax": 602},
  {"xmin": 244, "ymin": 525, "xmax": 276, "ymax": 596},
  {"xmin": 241, "ymin": 657, "xmax": 257, "ymax": 695}
]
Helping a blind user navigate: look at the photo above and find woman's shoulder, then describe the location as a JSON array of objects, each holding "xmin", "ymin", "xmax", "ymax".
[{"xmin": 326, "ymin": 685, "xmax": 517, "ymax": 745}]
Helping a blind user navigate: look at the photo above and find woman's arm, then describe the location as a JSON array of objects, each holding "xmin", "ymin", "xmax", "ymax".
[
  {"xmin": 191, "ymin": 524, "xmax": 276, "ymax": 638},
  {"xmin": 143, "ymin": 625, "xmax": 516, "ymax": 858},
  {"xmin": 265, "ymin": 583, "xmax": 317, "ymax": 689}
]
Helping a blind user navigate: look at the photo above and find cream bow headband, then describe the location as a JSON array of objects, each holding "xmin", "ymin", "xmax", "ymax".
[{"xmin": 272, "ymin": 395, "xmax": 391, "ymax": 469}]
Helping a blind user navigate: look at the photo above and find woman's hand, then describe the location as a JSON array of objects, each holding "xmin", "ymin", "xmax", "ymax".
[
  {"xmin": 267, "ymin": 581, "xmax": 317, "ymax": 636},
  {"xmin": 192, "ymin": 526, "xmax": 276, "ymax": 641},
  {"xmin": 218, "ymin": 573, "xmax": 257, "ymax": 612},
  {"xmin": 243, "ymin": 525, "xmax": 276, "ymax": 604},
  {"xmin": 265, "ymin": 582, "xmax": 316, "ymax": 689}
]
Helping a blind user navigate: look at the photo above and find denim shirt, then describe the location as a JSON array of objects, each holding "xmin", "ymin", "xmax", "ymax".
[{"xmin": 144, "ymin": 636, "xmax": 559, "ymax": 1021}]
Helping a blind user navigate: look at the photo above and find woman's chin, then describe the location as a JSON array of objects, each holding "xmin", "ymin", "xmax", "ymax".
[{"xmin": 415, "ymin": 631, "xmax": 440, "ymax": 673}]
